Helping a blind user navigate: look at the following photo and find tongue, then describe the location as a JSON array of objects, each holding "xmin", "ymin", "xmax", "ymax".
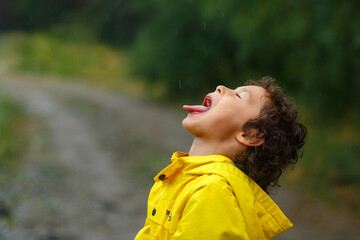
[{"xmin": 183, "ymin": 105, "xmax": 208, "ymax": 113}]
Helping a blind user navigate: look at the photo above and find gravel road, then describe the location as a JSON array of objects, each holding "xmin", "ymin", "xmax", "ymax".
[{"xmin": 0, "ymin": 74, "xmax": 358, "ymax": 240}]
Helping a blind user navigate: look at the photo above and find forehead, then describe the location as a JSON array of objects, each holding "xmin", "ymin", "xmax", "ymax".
[{"xmin": 235, "ymin": 85, "xmax": 269, "ymax": 104}]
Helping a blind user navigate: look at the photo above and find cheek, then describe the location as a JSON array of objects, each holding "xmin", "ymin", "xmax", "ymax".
[
  {"xmin": 207, "ymin": 111, "xmax": 242, "ymax": 135},
  {"xmin": 213, "ymin": 109, "xmax": 252, "ymax": 135}
]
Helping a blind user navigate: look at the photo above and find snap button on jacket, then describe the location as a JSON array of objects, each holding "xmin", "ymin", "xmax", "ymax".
[{"xmin": 135, "ymin": 152, "xmax": 293, "ymax": 240}]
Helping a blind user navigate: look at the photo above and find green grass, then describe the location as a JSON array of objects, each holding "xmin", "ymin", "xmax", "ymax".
[
  {"xmin": 0, "ymin": 91, "xmax": 26, "ymax": 171},
  {"xmin": 0, "ymin": 89, "xmax": 27, "ymax": 223},
  {"xmin": 0, "ymin": 32, "xmax": 146, "ymax": 97},
  {"xmin": 287, "ymin": 108, "xmax": 360, "ymax": 212}
]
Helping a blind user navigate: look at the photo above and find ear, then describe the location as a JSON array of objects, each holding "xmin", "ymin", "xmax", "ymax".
[{"xmin": 236, "ymin": 129, "xmax": 264, "ymax": 147}]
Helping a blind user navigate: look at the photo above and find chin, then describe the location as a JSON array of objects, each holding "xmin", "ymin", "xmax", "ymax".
[
  {"xmin": 182, "ymin": 117, "xmax": 191, "ymax": 131},
  {"xmin": 182, "ymin": 117, "xmax": 201, "ymax": 136}
]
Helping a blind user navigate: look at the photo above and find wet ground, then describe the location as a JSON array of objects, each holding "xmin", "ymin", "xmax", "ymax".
[{"xmin": 0, "ymin": 74, "xmax": 359, "ymax": 240}]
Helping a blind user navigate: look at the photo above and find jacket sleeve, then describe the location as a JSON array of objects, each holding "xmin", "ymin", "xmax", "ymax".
[{"xmin": 172, "ymin": 180, "xmax": 250, "ymax": 240}]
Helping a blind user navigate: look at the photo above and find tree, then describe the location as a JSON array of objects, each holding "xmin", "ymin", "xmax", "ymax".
[{"xmin": 131, "ymin": 0, "xmax": 360, "ymax": 116}]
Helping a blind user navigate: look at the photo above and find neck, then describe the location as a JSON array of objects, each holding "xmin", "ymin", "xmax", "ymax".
[{"xmin": 188, "ymin": 137, "xmax": 238, "ymax": 161}]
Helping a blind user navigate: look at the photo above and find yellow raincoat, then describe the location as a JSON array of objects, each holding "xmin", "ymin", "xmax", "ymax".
[{"xmin": 135, "ymin": 152, "xmax": 293, "ymax": 240}]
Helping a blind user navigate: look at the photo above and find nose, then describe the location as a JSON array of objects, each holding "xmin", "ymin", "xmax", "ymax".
[{"xmin": 216, "ymin": 85, "xmax": 231, "ymax": 95}]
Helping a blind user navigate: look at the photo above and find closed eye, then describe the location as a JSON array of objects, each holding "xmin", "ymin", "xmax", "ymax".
[{"xmin": 236, "ymin": 93, "xmax": 241, "ymax": 99}]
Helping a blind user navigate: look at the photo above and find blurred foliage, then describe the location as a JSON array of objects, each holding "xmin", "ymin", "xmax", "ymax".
[
  {"xmin": 0, "ymin": 90, "xmax": 25, "ymax": 171},
  {"xmin": 0, "ymin": 0, "xmax": 80, "ymax": 31},
  {"xmin": 131, "ymin": 0, "xmax": 360, "ymax": 117},
  {"xmin": 298, "ymin": 114, "xmax": 360, "ymax": 211},
  {"xmin": 0, "ymin": 0, "xmax": 142, "ymax": 45},
  {"xmin": 0, "ymin": 91, "xmax": 26, "ymax": 223},
  {"xmin": 2, "ymin": 0, "xmax": 359, "ymax": 114},
  {"xmin": 0, "ymin": 33, "xmax": 145, "ymax": 97},
  {"xmin": 83, "ymin": 0, "xmax": 142, "ymax": 45}
]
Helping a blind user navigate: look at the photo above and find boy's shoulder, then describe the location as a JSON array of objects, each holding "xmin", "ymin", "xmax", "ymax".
[
  {"xmin": 184, "ymin": 161, "xmax": 293, "ymax": 237},
  {"xmin": 188, "ymin": 172, "xmax": 234, "ymax": 193},
  {"xmin": 185, "ymin": 161, "xmax": 254, "ymax": 190},
  {"xmin": 183, "ymin": 161, "xmax": 256, "ymax": 199}
]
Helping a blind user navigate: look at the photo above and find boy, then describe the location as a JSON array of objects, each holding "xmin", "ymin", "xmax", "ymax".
[{"xmin": 135, "ymin": 77, "xmax": 307, "ymax": 239}]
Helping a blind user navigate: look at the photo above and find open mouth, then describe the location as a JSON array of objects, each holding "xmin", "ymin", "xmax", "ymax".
[{"xmin": 183, "ymin": 94, "xmax": 212, "ymax": 113}]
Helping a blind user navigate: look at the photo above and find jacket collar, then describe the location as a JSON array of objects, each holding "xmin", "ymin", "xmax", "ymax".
[
  {"xmin": 173, "ymin": 151, "xmax": 234, "ymax": 167},
  {"xmin": 178, "ymin": 152, "xmax": 293, "ymax": 238},
  {"xmin": 154, "ymin": 152, "xmax": 233, "ymax": 183},
  {"xmin": 154, "ymin": 152, "xmax": 293, "ymax": 238}
]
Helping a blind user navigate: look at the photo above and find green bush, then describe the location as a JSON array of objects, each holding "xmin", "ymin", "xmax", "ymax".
[
  {"xmin": 0, "ymin": 32, "xmax": 145, "ymax": 96},
  {"xmin": 2, "ymin": 33, "xmax": 121, "ymax": 78},
  {"xmin": 0, "ymin": 90, "xmax": 24, "ymax": 170},
  {"xmin": 131, "ymin": 0, "xmax": 360, "ymax": 117},
  {"xmin": 290, "ymin": 112, "xmax": 360, "ymax": 211},
  {"xmin": 303, "ymin": 121, "xmax": 360, "ymax": 185}
]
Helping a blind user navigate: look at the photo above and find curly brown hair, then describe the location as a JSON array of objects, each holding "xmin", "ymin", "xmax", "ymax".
[{"xmin": 235, "ymin": 76, "xmax": 308, "ymax": 193}]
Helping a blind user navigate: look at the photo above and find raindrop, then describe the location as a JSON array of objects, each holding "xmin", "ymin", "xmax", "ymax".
[
  {"xmin": 222, "ymin": 13, "xmax": 225, "ymax": 18},
  {"xmin": 179, "ymin": 80, "xmax": 182, "ymax": 89},
  {"xmin": 203, "ymin": 21, "xmax": 206, "ymax": 30}
]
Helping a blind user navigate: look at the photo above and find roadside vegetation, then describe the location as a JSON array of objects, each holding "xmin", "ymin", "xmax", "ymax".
[
  {"xmin": 289, "ymin": 110, "xmax": 360, "ymax": 213},
  {"xmin": 0, "ymin": 32, "xmax": 145, "ymax": 98},
  {"xmin": 0, "ymin": 91, "xmax": 25, "ymax": 171},
  {"xmin": 0, "ymin": 89, "xmax": 27, "ymax": 222}
]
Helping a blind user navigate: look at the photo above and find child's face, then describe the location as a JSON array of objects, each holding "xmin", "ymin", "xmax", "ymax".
[{"xmin": 182, "ymin": 85, "xmax": 268, "ymax": 141}]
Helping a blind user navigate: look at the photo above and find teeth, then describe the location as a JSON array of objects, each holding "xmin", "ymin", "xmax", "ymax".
[
  {"xmin": 206, "ymin": 98, "xmax": 211, "ymax": 108},
  {"xmin": 202, "ymin": 95, "xmax": 212, "ymax": 109}
]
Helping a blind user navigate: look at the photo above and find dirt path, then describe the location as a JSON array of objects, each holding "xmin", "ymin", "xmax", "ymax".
[{"xmin": 0, "ymin": 74, "xmax": 359, "ymax": 240}]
